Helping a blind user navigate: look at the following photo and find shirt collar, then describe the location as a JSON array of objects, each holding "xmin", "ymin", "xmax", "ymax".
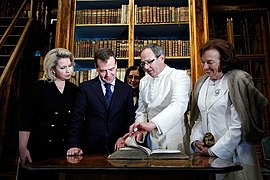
[
  {"xmin": 99, "ymin": 77, "xmax": 116, "ymax": 86},
  {"xmin": 154, "ymin": 65, "xmax": 168, "ymax": 79}
]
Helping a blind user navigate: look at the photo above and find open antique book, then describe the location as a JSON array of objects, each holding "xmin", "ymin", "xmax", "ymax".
[{"xmin": 108, "ymin": 136, "xmax": 189, "ymax": 160}]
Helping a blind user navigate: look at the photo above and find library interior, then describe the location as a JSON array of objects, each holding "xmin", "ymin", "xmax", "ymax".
[{"xmin": 0, "ymin": 0, "xmax": 270, "ymax": 179}]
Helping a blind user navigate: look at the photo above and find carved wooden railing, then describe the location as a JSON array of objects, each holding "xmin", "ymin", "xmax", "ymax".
[
  {"xmin": 0, "ymin": 0, "xmax": 32, "ymax": 159},
  {"xmin": 0, "ymin": 0, "xmax": 32, "ymax": 86},
  {"xmin": 0, "ymin": 0, "xmax": 28, "ymax": 49}
]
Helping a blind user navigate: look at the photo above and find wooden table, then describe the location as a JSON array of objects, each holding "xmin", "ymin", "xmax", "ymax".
[{"xmin": 22, "ymin": 153, "xmax": 242, "ymax": 180}]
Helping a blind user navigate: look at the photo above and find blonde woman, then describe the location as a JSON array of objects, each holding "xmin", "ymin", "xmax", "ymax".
[{"xmin": 19, "ymin": 48, "xmax": 78, "ymax": 165}]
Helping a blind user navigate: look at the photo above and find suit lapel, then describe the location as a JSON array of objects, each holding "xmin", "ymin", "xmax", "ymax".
[
  {"xmin": 109, "ymin": 79, "xmax": 120, "ymax": 110},
  {"xmin": 207, "ymin": 75, "xmax": 228, "ymax": 110},
  {"xmin": 92, "ymin": 77, "xmax": 107, "ymax": 109}
]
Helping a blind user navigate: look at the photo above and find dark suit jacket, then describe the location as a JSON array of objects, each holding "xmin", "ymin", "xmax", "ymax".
[
  {"xmin": 68, "ymin": 77, "xmax": 135, "ymax": 154},
  {"xmin": 19, "ymin": 80, "xmax": 78, "ymax": 161}
]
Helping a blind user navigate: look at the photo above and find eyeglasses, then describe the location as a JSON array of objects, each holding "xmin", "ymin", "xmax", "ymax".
[{"xmin": 140, "ymin": 55, "xmax": 161, "ymax": 67}]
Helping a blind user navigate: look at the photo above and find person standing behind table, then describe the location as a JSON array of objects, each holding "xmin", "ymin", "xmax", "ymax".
[
  {"xmin": 189, "ymin": 38, "xmax": 268, "ymax": 180},
  {"xmin": 113, "ymin": 66, "xmax": 145, "ymax": 149},
  {"xmin": 67, "ymin": 48, "xmax": 135, "ymax": 156},
  {"xmin": 19, "ymin": 48, "xmax": 79, "ymax": 165},
  {"xmin": 124, "ymin": 65, "xmax": 145, "ymax": 110},
  {"xmin": 118, "ymin": 43, "xmax": 191, "ymax": 153}
]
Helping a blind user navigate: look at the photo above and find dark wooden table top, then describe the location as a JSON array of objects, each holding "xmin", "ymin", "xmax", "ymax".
[{"xmin": 23, "ymin": 153, "xmax": 242, "ymax": 174}]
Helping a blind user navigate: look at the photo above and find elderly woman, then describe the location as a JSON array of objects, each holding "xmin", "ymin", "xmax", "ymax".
[{"xmin": 190, "ymin": 39, "xmax": 268, "ymax": 180}]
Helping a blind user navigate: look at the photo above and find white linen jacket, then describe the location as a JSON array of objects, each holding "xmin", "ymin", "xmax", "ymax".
[
  {"xmin": 190, "ymin": 74, "xmax": 243, "ymax": 159},
  {"xmin": 190, "ymin": 70, "xmax": 268, "ymax": 161},
  {"xmin": 135, "ymin": 65, "xmax": 191, "ymax": 153},
  {"xmin": 189, "ymin": 69, "xmax": 266, "ymax": 180}
]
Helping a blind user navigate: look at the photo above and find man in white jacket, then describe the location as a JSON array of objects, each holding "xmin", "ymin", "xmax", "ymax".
[{"xmin": 127, "ymin": 43, "xmax": 191, "ymax": 154}]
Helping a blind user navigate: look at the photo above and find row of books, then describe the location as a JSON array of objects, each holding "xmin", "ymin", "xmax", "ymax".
[
  {"xmin": 76, "ymin": 5, "xmax": 128, "ymax": 24},
  {"xmin": 70, "ymin": 68, "xmax": 127, "ymax": 86},
  {"xmin": 135, "ymin": 6, "xmax": 189, "ymax": 24},
  {"xmin": 134, "ymin": 39, "xmax": 190, "ymax": 57},
  {"xmin": 74, "ymin": 39, "xmax": 128, "ymax": 58},
  {"xmin": 74, "ymin": 39, "xmax": 190, "ymax": 58},
  {"xmin": 75, "ymin": 5, "xmax": 188, "ymax": 25}
]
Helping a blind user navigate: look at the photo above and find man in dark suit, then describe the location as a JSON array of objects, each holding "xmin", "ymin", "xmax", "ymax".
[{"xmin": 67, "ymin": 48, "xmax": 135, "ymax": 155}]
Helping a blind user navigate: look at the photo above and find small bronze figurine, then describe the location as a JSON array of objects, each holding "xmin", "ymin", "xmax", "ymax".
[{"xmin": 203, "ymin": 132, "xmax": 215, "ymax": 147}]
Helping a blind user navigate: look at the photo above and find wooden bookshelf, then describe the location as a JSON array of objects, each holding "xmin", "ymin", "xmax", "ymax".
[
  {"xmin": 66, "ymin": 0, "xmax": 197, "ymax": 79},
  {"xmin": 72, "ymin": 0, "xmax": 129, "ymax": 72},
  {"xmin": 55, "ymin": 0, "xmax": 208, "ymax": 84}
]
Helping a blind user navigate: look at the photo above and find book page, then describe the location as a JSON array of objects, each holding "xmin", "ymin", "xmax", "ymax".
[
  {"xmin": 151, "ymin": 149, "xmax": 181, "ymax": 154},
  {"xmin": 125, "ymin": 136, "xmax": 152, "ymax": 156},
  {"xmin": 108, "ymin": 137, "xmax": 189, "ymax": 160},
  {"xmin": 148, "ymin": 151, "xmax": 189, "ymax": 160}
]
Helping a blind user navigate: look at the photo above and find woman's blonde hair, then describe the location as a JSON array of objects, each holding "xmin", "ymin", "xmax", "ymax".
[{"xmin": 42, "ymin": 48, "xmax": 74, "ymax": 82}]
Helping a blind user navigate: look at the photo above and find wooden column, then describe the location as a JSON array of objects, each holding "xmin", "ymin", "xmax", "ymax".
[
  {"xmin": 55, "ymin": 0, "xmax": 75, "ymax": 50},
  {"xmin": 189, "ymin": 0, "xmax": 209, "ymax": 89},
  {"xmin": 128, "ymin": 0, "xmax": 135, "ymax": 66}
]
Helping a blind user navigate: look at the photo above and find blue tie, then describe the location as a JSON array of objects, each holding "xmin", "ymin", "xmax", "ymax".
[{"xmin": 104, "ymin": 83, "xmax": 113, "ymax": 108}]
